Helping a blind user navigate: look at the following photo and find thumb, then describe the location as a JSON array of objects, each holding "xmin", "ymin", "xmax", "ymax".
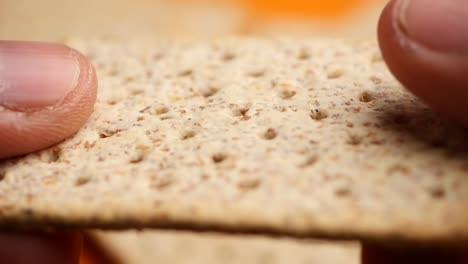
[
  {"xmin": 378, "ymin": 0, "xmax": 468, "ymax": 125},
  {"xmin": 0, "ymin": 41, "xmax": 97, "ymax": 159}
]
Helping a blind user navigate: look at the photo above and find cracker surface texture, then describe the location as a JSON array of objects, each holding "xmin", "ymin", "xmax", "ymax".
[{"xmin": 1, "ymin": 38, "xmax": 468, "ymax": 244}]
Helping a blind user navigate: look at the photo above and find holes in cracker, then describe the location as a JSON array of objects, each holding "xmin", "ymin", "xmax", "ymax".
[
  {"xmin": 273, "ymin": 80, "xmax": 298, "ymax": 100},
  {"xmin": 139, "ymin": 106, "xmax": 151, "ymax": 113},
  {"xmin": 237, "ymin": 179, "xmax": 261, "ymax": 191},
  {"xmin": 131, "ymin": 89, "xmax": 144, "ymax": 96},
  {"xmin": 84, "ymin": 141, "xmax": 96, "ymax": 150},
  {"xmin": 75, "ymin": 177, "xmax": 91, "ymax": 187},
  {"xmin": 150, "ymin": 177, "xmax": 173, "ymax": 190},
  {"xmin": 359, "ymin": 91, "xmax": 374, "ymax": 103},
  {"xmin": 48, "ymin": 148, "xmax": 61, "ymax": 163},
  {"xmin": 99, "ymin": 129, "xmax": 122, "ymax": 138},
  {"xmin": 247, "ymin": 70, "xmax": 266, "ymax": 78},
  {"xmin": 178, "ymin": 69, "xmax": 193, "ymax": 77},
  {"xmin": 201, "ymin": 86, "xmax": 219, "ymax": 98},
  {"xmin": 230, "ymin": 104, "xmax": 250, "ymax": 119},
  {"xmin": 41, "ymin": 148, "xmax": 62, "ymax": 163},
  {"xmin": 130, "ymin": 155, "xmax": 145, "ymax": 164},
  {"xmin": 262, "ymin": 128, "xmax": 277, "ymax": 140},
  {"xmin": 141, "ymin": 105, "xmax": 170, "ymax": 116},
  {"xmin": 346, "ymin": 133, "xmax": 363, "ymax": 146},
  {"xmin": 310, "ymin": 109, "xmax": 329, "ymax": 121},
  {"xmin": 297, "ymin": 49, "xmax": 310, "ymax": 60},
  {"xmin": 429, "ymin": 187, "xmax": 445, "ymax": 199},
  {"xmin": 279, "ymin": 90, "xmax": 297, "ymax": 100},
  {"xmin": 234, "ymin": 107, "xmax": 250, "ymax": 117},
  {"xmin": 181, "ymin": 131, "xmax": 196, "ymax": 140},
  {"xmin": 222, "ymin": 53, "xmax": 236, "ymax": 62},
  {"xmin": 327, "ymin": 69, "xmax": 344, "ymax": 79},
  {"xmin": 155, "ymin": 106, "xmax": 170, "ymax": 115},
  {"xmin": 299, "ymin": 156, "xmax": 318, "ymax": 168},
  {"xmin": 154, "ymin": 106, "xmax": 170, "ymax": 115},
  {"xmin": 130, "ymin": 145, "xmax": 152, "ymax": 164},
  {"xmin": 334, "ymin": 187, "xmax": 351, "ymax": 197},
  {"xmin": 160, "ymin": 116, "xmax": 173, "ymax": 121},
  {"xmin": 212, "ymin": 153, "xmax": 227, "ymax": 163}
]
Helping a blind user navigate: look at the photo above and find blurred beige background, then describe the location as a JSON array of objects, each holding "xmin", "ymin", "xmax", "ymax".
[
  {"xmin": 1, "ymin": 0, "xmax": 386, "ymax": 41},
  {"xmin": 90, "ymin": 230, "xmax": 359, "ymax": 264}
]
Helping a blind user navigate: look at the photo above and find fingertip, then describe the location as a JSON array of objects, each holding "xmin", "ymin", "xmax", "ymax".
[
  {"xmin": 0, "ymin": 41, "xmax": 97, "ymax": 159},
  {"xmin": 378, "ymin": 0, "xmax": 468, "ymax": 126}
]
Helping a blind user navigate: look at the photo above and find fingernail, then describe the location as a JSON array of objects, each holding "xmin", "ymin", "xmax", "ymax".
[
  {"xmin": 0, "ymin": 41, "xmax": 80, "ymax": 111},
  {"xmin": 395, "ymin": 0, "xmax": 468, "ymax": 53}
]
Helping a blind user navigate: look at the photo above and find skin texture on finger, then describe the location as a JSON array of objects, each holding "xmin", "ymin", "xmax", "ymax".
[
  {"xmin": 362, "ymin": 243, "xmax": 468, "ymax": 264},
  {"xmin": 375, "ymin": 1, "xmax": 468, "ymax": 262},
  {"xmin": 378, "ymin": 0, "xmax": 468, "ymax": 125},
  {"xmin": 0, "ymin": 42, "xmax": 97, "ymax": 159},
  {"xmin": 0, "ymin": 231, "xmax": 82, "ymax": 264}
]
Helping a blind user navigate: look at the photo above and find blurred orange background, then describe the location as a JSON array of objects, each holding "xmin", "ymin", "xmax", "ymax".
[
  {"xmin": 1, "ymin": 0, "xmax": 385, "ymax": 41},
  {"xmin": 226, "ymin": 0, "xmax": 371, "ymax": 18}
]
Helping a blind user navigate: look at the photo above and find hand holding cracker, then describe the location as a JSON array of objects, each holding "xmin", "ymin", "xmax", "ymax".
[
  {"xmin": 366, "ymin": 0, "xmax": 468, "ymax": 262},
  {"xmin": 379, "ymin": 0, "xmax": 468, "ymax": 126},
  {"xmin": 0, "ymin": 41, "xmax": 97, "ymax": 159},
  {"xmin": 0, "ymin": 42, "xmax": 96, "ymax": 263},
  {"xmin": 1, "ymin": 0, "xmax": 468, "ymax": 263}
]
